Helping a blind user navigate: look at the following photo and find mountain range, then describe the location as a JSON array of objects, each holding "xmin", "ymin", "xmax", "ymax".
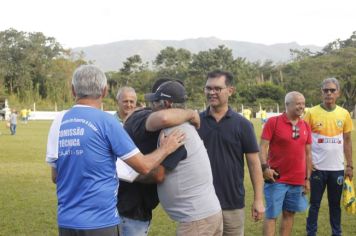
[{"xmin": 73, "ymin": 37, "xmax": 322, "ymax": 72}]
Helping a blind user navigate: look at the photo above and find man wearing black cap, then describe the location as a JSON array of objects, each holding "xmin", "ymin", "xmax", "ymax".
[
  {"xmin": 145, "ymin": 81, "xmax": 222, "ymax": 236},
  {"xmin": 118, "ymin": 79, "xmax": 200, "ymax": 236}
]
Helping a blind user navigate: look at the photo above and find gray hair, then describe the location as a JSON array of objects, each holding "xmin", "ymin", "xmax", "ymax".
[
  {"xmin": 321, "ymin": 77, "xmax": 340, "ymax": 90},
  {"xmin": 171, "ymin": 103, "xmax": 186, "ymax": 109},
  {"xmin": 285, "ymin": 91, "xmax": 304, "ymax": 105},
  {"xmin": 116, "ymin": 86, "xmax": 136, "ymax": 101},
  {"xmin": 72, "ymin": 65, "xmax": 107, "ymax": 99}
]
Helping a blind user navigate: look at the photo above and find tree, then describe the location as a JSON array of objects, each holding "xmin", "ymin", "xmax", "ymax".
[
  {"xmin": 154, "ymin": 47, "xmax": 191, "ymax": 80},
  {"xmin": 190, "ymin": 45, "xmax": 235, "ymax": 76},
  {"xmin": 0, "ymin": 28, "xmax": 65, "ymax": 101}
]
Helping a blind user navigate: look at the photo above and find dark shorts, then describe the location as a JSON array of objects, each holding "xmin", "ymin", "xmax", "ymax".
[{"xmin": 59, "ymin": 225, "xmax": 119, "ymax": 236}]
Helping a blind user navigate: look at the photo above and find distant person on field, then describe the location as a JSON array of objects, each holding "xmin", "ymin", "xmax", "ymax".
[
  {"xmin": 198, "ymin": 70, "xmax": 264, "ymax": 236},
  {"xmin": 260, "ymin": 91, "xmax": 312, "ymax": 236},
  {"xmin": 10, "ymin": 109, "xmax": 17, "ymax": 135},
  {"xmin": 118, "ymin": 78, "xmax": 201, "ymax": 236},
  {"xmin": 144, "ymin": 81, "xmax": 222, "ymax": 236},
  {"xmin": 243, "ymin": 108, "xmax": 252, "ymax": 121},
  {"xmin": 305, "ymin": 77, "xmax": 353, "ymax": 236},
  {"xmin": 115, "ymin": 87, "xmax": 137, "ymax": 124},
  {"xmin": 26, "ymin": 108, "xmax": 31, "ymax": 122},
  {"xmin": 261, "ymin": 107, "xmax": 268, "ymax": 127},
  {"xmin": 45, "ymin": 65, "xmax": 185, "ymax": 236},
  {"xmin": 20, "ymin": 109, "xmax": 27, "ymax": 123}
]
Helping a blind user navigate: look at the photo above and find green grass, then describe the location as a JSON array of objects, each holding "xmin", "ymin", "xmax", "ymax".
[{"xmin": 0, "ymin": 119, "xmax": 355, "ymax": 235}]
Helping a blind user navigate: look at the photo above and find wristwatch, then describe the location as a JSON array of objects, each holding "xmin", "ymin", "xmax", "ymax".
[{"xmin": 261, "ymin": 163, "xmax": 269, "ymax": 172}]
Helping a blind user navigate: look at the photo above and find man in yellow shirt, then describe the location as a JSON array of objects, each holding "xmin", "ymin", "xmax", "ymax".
[
  {"xmin": 243, "ymin": 108, "xmax": 252, "ymax": 121},
  {"xmin": 304, "ymin": 78, "xmax": 353, "ymax": 236}
]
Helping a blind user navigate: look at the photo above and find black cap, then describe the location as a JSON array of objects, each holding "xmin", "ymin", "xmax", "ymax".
[
  {"xmin": 151, "ymin": 78, "xmax": 173, "ymax": 92},
  {"xmin": 145, "ymin": 81, "xmax": 187, "ymax": 103}
]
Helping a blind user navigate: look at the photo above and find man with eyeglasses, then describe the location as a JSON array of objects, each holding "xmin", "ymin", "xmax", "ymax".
[
  {"xmin": 305, "ymin": 77, "xmax": 353, "ymax": 236},
  {"xmin": 259, "ymin": 91, "xmax": 312, "ymax": 236},
  {"xmin": 198, "ymin": 70, "xmax": 265, "ymax": 236}
]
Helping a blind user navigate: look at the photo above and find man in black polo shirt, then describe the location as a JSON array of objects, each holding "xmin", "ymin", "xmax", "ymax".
[
  {"xmin": 118, "ymin": 79, "xmax": 200, "ymax": 236},
  {"xmin": 198, "ymin": 70, "xmax": 265, "ymax": 236}
]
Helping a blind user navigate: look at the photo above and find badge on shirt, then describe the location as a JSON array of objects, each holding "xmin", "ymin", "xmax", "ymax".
[{"xmin": 336, "ymin": 120, "xmax": 343, "ymax": 128}]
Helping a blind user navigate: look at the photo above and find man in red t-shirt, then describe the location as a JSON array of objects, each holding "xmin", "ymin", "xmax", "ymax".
[{"xmin": 259, "ymin": 91, "xmax": 312, "ymax": 236}]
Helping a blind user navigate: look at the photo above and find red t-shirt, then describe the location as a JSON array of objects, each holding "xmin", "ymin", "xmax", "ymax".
[{"xmin": 261, "ymin": 113, "xmax": 312, "ymax": 185}]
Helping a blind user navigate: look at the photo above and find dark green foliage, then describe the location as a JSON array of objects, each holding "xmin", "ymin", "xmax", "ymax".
[{"xmin": 1, "ymin": 29, "xmax": 356, "ymax": 112}]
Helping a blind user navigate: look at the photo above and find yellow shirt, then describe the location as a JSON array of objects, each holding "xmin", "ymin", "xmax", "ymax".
[
  {"xmin": 20, "ymin": 109, "xmax": 27, "ymax": 118},
  {"xmin": 261, "ymin": 110, "xmax": 267, "ymax": 119},
  {"xmin": 243, "ymin": 109, "xmax": 251, "ymax": 121},
  {"xmin": 304, "ymin": 105, "xmax": 353, "ymax": 170}
]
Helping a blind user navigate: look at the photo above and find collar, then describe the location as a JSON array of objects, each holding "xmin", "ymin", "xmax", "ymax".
[
  {"xmin": 204, "ymin": 106, "xmax": 233, "ymax": 119},
  {"xmin": 281, "ymin": 112, "xmax": 302, "ymax": 125},
  {"xmin": 73, "ymin": 104, "xmax": 93, "ymax": 108},
  {"xmin": 320, "ymin": 103, "xmax": 337, "ymax": 112}
]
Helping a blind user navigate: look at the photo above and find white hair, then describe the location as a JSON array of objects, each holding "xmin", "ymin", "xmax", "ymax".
[
  {"xmin": 72, "ymin": 65, "xmax": 107, "ymax": 99},
  {"xmin": 116, "ymin": 86, "xmax": 136, "ymax": 101},
  {"xmin": 285, "ymin": 91, "xmax": 304, "ymax": 105},
  {"xmin": 322, "ymin": 77, "xmax": 340, "ymax": 90}
]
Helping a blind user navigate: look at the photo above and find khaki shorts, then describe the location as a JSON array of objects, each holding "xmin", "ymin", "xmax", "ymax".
[
  {"xmin": 177, "ymin": 211, "xmax": 223, "ymax": 236},
  {"xmin": 222, "ymin": 208, "xmax": 245, "ymax": 236}
]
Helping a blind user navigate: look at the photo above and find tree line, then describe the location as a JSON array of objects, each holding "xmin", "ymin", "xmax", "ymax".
[{"xmin": 0, "ymin": 28, "xmax": 355, "ymax": 112}]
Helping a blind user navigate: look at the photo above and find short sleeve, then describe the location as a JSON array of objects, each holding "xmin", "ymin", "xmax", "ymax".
[
  {"xmin": 344, "ymin": 111, "xmax": 353, "ymax": 133},
  {"xmin": 160, "ymin": 127, "xmax": 188, "ymax": 170},
  {"xmin": 107, "ymin": 118, "xmax": 140, "ymax": 160},
  {"xmin": 46, "ymin": 111, "xmax": 67, "ymax": 168},
  {"xmin": 261, "ymin": 116, "xmax": 276, "ymax": 141},
  {"xmin": 161, "ymin": 146, "xmax": 187, "ymax": 170},
  {"xmin": 240, "ymin": 119, "xmax": 259, "ymax": 153},
  {"xmin": 303, "ymin": 110, "xmax": 312, "ymax": 125}
]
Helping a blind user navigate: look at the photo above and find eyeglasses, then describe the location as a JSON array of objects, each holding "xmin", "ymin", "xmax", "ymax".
[
  {"xmin": 204, "ymin": 86, "xmax": 227, "ymax": 94},
  {"xmin": 322, "ymin": 88, "xmax": 337, "ymax": 94},
  {"xmin": 292, "ymin": 125, "xmax": 300, "ymax": 139}
]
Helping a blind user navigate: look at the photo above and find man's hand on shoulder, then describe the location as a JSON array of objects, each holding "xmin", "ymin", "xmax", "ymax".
[{"xmin": 159, "ymin": 129, "xmax": 186, "ymax": 155}]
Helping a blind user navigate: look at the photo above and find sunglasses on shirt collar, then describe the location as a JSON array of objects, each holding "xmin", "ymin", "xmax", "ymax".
[{"xmin": 292, "ymin": 125, "xmax": 300, "ymax": 139}]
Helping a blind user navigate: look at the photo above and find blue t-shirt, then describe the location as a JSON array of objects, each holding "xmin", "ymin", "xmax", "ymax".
[
  {"xmin": 198, "ymin": 107, "xmax": 259, "ymax": 210},
  {"xmin": 47, "ymin": 105, "xmax": 139, "ymax": 229}
]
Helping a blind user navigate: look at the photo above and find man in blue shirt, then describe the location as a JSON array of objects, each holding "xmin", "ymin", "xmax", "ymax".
[
  {"xmin": 46, "ymin": 65, "xmax": 185, "ymax": 236},
  {"xmin": 198, "ymin": 70, "xmax": 265, "ymax": 236}
]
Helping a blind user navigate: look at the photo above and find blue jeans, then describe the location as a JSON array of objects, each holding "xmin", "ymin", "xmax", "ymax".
[
  {"xmin": 119, "ymin": 216, "xmax": 150, "ymax": 236},
  {"xmin": 10, "ymin": 124, "xmax": 16, "ymax": 135},
  {"xmin": 306, "ymin": 169, "xmax": 344, "ymax": 236}
]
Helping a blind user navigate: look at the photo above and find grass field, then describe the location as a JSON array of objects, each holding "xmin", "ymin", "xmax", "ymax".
[{"xmin": 0, "ymin": 119, "xmax": 355, "ymax": 236}]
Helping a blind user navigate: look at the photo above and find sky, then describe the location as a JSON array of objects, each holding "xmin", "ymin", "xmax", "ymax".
[{"xmin": 1, "ymin": 0, "xmax": 355, "ymax": 48}]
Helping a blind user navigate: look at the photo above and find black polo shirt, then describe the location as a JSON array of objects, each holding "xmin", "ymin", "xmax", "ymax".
[
  {"xmin": 118, "ymin": 108, "xmax": 160, "ymax": 221},
  {"xmin": 198, "ymin": 107, "xmax": 259, "ymax": 210},
  {"xmin": 118, "ymin": 108, "xmax": 186, "ymax": 220}
]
